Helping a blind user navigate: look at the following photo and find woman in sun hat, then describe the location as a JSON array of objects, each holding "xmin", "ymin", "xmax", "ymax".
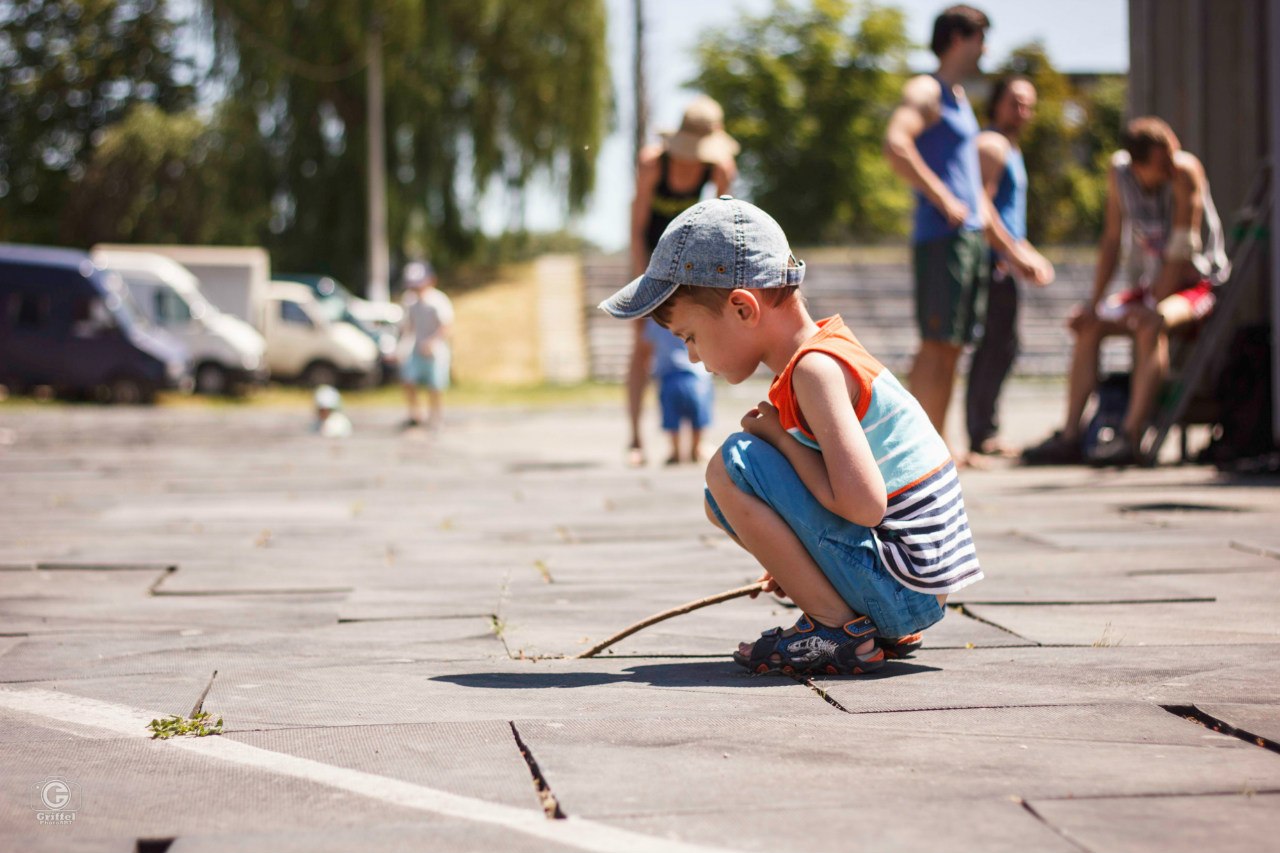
[{"xmin": 624, "ymin": 95, "xmax": 739, "ymax": 466}]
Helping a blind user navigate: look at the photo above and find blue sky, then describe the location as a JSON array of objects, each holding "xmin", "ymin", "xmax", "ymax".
[{"xmin": 482, "ymin": 0, "xmax": 1129, "ymax": 251}]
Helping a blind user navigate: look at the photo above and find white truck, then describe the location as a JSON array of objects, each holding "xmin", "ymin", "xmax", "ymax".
[
  {"xmin": 91, "ymin": 248, "xmax": 268, "ymax": 395},
  {"xmin": 264, "ymin": 282, "xmax": 379, "ymax": 387},
  {"xmin": 95, "ymin": 245, "xmax": 378, "ymax": 388}
]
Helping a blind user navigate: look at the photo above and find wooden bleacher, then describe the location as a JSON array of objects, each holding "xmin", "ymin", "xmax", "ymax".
[{"xmin": 583, "ymin": 249, "xmax": 1130, "ymax": 382}]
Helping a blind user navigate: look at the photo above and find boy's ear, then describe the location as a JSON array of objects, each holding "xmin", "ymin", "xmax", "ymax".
[{"xmin": 727, "ymin": 289, "xmax": 762, "ymax": 326}]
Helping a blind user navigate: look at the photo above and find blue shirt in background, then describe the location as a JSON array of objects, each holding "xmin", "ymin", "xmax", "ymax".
[
  {"xmin": 912, "ymin": 77, "xmax": 985, "ymax": 244},
  {"xmin": 992, "ymin": 145, "xmax": 1027, "ymax": 243},
  {"xmin": 645, "ymin": 319, "xmax": 710, "ymax": 380}
]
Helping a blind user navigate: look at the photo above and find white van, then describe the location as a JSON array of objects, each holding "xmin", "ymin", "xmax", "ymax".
[
  {"xmin": 92, "ymin": 249, "xmax": 267, "ymax": 395},
  {"xmin": 265, "ymin": 282, "xmax": 379, "ymax": 387}
]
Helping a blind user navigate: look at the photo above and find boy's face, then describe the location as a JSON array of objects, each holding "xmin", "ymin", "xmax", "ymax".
[{"xmin": 661, "ymin": 291, "xmax": 761, "ymax": 385}]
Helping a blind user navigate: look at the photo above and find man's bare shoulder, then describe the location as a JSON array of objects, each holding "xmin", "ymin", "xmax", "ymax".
[
  {"xmin": 977, "ymin": 130, "xmax": 1011, "ymax": 158},
  {"xmin": 637, "ymin": 144, "xmax": 666, "ymax": 167},
  {"xmin": 901, "ymin": 74, "xmax": 942, "ymax": 109},
  {"xmin": 1173, "ymin": 150, "xmax": 1206, "ymax": 186}
]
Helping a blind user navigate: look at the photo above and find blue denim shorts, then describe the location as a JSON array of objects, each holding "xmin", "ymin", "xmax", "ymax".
[
  {"xmin": 400, "ymin": 347, "xmax": 450, "ymax": 390},
  {"xmin": 705, "ymin": 432, "xmax": 945, "ymax": 638},
  {"xmin": 659, "ymin": 371, "xmax": 713, "ymax": 432}
]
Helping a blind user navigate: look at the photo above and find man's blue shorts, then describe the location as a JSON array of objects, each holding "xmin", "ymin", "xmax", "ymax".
[
  {"xmin": 704, "ymin": 432, "xmax": 945, "ymax": 639},
  {"xmin": 659, "ymin": 371, "xmax": 713, "ymax": 432},
  {"xmin": 400, "ymin": 347, "xmax": 450, "ymax": 390}
]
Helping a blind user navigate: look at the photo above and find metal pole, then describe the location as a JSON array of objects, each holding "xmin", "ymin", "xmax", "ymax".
[
  {"xmin": 366, "ymin": 20, "xmax": 390, "ymax": 304},
  {"xmin": 1270, "ymin": 0, "xmax": 1280, "ymax": 442},
  {"xmin": 632, "ymin": 0, "xmax": 648, "ymax": 163}
]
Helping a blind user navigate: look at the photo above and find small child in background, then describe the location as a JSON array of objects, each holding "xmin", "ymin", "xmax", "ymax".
[
  {"xmin": 312, "ymin": 385, "xmax": 352, "ymax": 438},
  {"xmin": 398, "ymin": 261, "xmax": 453, "ymax": 430},
  {"xmin": 645, "ymin": 318, "xmax": 714, "ymax": 464}
]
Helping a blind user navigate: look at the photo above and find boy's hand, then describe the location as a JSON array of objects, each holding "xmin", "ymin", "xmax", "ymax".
[
  {"xmin": 748, "ymin": 572, "xmax": 787, "ymax": 599},
  {"xmin": 741, "ymin": 401, "xmax": 785, "ymax": 445}
]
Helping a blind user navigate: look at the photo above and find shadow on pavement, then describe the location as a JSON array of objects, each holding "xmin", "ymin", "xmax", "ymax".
[{"xmin": 432, "ymin": 659, "xmax": 939, "ymax": 690}]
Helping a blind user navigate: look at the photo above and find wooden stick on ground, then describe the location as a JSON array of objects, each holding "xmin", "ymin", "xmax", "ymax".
[{"xmin": 574, "ymin": 582, "xmax": 768, "ymax": 659}]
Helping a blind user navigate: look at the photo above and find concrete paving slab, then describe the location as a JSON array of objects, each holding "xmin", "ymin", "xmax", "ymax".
[
  {"xmin": 1028, "ymin": 793, "xmax": 1280, "ymax": 853},
  {"xmin": 166, "ymin": 822, "xmax": 583, "ymax": 853},
  {"xmin": 227, "ymin": 721, "xmax": 541, "ymax": 809},
  {"xmin": 967, "ymin": 596, "xmax": 1280, "ymax": 647},
  {"xmin": 0, "ymin": 737, "xmax": 470, "ymax": 841},
  {"xmin": 516, "ymin": 705, "xmax": 1280, "ymax": 819},
  {"xmin": 610, "ymin": 797, "xmax": 1080, "ymax": 853},
  {"xmin": 814, "ymin": 645, "xmax": 1280, "ymax": 711},
  {"xmin": 15, "ymin": 658, "xmax": 831, "ymax": 731},
  {"xmin": 0, "ymin": 618, "xmax": 500, "ymax": 683}
]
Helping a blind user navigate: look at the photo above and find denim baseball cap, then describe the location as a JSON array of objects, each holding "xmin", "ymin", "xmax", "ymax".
[{"xmin": 599, "ymin": 196, "xmax": 805, "ymax": 319}]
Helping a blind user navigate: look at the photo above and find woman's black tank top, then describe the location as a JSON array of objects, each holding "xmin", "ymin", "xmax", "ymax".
[{"xmin": 645, "ymin": 153, "xmax": 712, "ymax": 251}]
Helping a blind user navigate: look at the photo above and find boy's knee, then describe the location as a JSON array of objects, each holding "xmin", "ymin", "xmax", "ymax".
[
  {"xmin": 705, "ymin": 444, "xmax": 731, "ymax": 493},
  {"xmin": 705, "ymin": 432, "xmax": 750, "ymax": 497}
]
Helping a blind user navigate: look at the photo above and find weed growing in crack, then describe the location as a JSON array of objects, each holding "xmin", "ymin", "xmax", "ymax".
[
  {"xmin": 148, "ymin": 712, "xmax": 223, "ymax": 739},
  {"xmin": 1092, "ymin": 622, "xmax": 1124, "ymax": 647},
  {"xmin": 489, "ymin": 615, "xmax": 507, "ymax": 638}
]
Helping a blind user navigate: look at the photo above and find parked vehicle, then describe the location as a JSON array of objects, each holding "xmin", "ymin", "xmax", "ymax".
[
  {"xmin": 264, "ymin": 282, "xmax": 379, "ymax": 387},
  {"xmin": 277, "ymin": 273, "xmax": 403, "ymax": 330},
  {"xmin": 0, "ymin": 244, "xmax": 189, "ymax": 403},
  {"xmin": 95, "ymin": 244, "xmax": 272, "ymax": 332},
  {"xmin": 274, "ymin": 273, "xmax": 400, "ymax": 383},
  {"xmin": 92, "ymin": 249, "xmax": 268, "ymax": 395}
]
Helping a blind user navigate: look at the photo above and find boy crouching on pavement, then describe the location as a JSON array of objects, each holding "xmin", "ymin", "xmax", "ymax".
[{"xmin": 599, "ymin": 196, "xmax": 982, "ymax": 675}]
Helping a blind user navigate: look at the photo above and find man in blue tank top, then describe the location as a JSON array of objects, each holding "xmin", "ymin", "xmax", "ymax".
[
  {"xmin": 884, "ymin": 5, "xmax": 1052, "ymax": 454},
  {"xmin": 966, "ymin": 76, "xmax": 1055, "ymax": 460}
]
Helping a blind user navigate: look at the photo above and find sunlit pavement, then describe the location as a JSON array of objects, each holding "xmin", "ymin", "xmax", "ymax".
[{"xmin": 2, "ymin": 379, "xmax": 1279, "ymax": 852}]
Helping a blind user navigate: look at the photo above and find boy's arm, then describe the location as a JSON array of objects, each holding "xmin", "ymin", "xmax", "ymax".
[{"xmin": 742, "ymin": 354, "xmax": 887, "ymax": 527}]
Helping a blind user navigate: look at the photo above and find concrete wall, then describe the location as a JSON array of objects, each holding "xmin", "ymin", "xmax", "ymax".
[
  {"xmin": 1128, "ymin": 0, "xmax": 1272, "ymax": 322},
  {"xmin": 448, "ymin": 255, "xmax": 588, "ymax": 387}
]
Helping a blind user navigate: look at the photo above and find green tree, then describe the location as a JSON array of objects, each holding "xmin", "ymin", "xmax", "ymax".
[
  {"xmin": 0, "ymin": 0, "xmax": 195, "ymax": 243},
  {"xmin": 197, "ymin": 0, "xmax": 610, "ymax": 287},
  {"xmin": 993, "ymin": 43, "xmax": 1126, "ymax": 244},
  {"xmin": 692, "ymin": 0, "xmax": 912, "ymax": 243},
  {"xmin": 61, "ymin": 102, "xmax": 271, "ymax": 245}
]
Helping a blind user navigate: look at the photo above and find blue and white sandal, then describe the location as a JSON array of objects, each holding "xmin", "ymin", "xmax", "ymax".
[{"xmin": 732, "ymin": 614, "xmax": 884, "ymax": 675}]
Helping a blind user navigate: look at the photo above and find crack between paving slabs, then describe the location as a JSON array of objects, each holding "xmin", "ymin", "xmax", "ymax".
[
  {"xmin": 148, "ymin": 565, "xmax": 178, "ymax": 594},
  {"xmin": 1025, "ymin": 787, "xmax": 1280, "ymax": 804},
  {"xmin": 147, "ymin": 564, "xmax": 352, "ymax": 597},
  {"xmin": 509, "ymin": 721, "xmax": 566, "ymax": 819},
  {"xmin": 492, "ymin": 565, "xmax": 516, "ymax": 659},
  {"xmin": 38, "ymin": 562, "xmax": 177, "ymax": 572},
  {"xmin": 951, "ymin": 603, "xmax": 1041, "ymax": 645},
  {"xmin": 1016, "ymin": 797, "xmax": 1095, "ymax": 853},
  {"xmin": 1161, "ymin": 704, "xmax": 1280, "ymax": 755},
  {"xmin": 959, "ymin": 598, "xmax": 1216, "ymax": 606}
]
